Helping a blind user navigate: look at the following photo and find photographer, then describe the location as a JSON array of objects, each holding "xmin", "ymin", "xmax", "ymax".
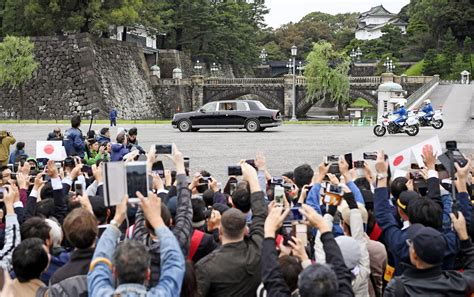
[
  {"xmin": 63, "ymin": 116, "xmax": 86, "ymax": 158},
  {"xmin": 47, "ymin": 128, "xmax": 63, "ymax": 141},
  {"xmin": 0, "ymin": 131, "xmax": 16, "ymax": 167},
  {"xmin": 126, "ymin": 127, "xmax": 146, "ymax": 155}
]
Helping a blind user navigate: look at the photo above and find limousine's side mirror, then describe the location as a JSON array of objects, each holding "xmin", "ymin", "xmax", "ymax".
[{"xmin": 199, "ymin": 108, "xmax": 206, "ymax": 113}]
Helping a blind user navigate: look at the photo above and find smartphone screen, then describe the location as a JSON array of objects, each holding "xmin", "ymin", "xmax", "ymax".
[
  {"xmin": 155, "ymin": 144, "xmax": 172, "ymax": 154},
  {"xmin": 152, "ymin": 161, "xmax": 165, "ymax": 178},
  {"xmin": 126, "ymin": 162, "xmax": 149, "ymax": 200},
  {"xmin": 363, "ymin": 152, "xmax": 378, "ymax": 160},
  {"xmin": 184, "ymin": 157, "xmax": 190, "ymax": 169},
  {"xmin": 344, "ymin": 153, "xmax": 353, "ymax": 170},
  {"xmin": 229, "ymin": 182, "xmax": 237, "ymax": 195},
  {"xmin": 274, "ymin": 185, "xmax": 285, "ymax": 205},
  {"xmin": 75, "ymin": 183, "xmax": 84, "ymax": 196},
  {"xmin": 228, "ymin": 165, "xmax": 242, "ymax": 176}
]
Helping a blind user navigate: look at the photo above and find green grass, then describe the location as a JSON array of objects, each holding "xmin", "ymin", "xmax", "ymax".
[
  {"xmin": 404, "ymin": 60, "xmax": 425, "ymax": 76},
  {"xmin": 350, "ymin": 98, "xmax": 373, "ymax": 108}
]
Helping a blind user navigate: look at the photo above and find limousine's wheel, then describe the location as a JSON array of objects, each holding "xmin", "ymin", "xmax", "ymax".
[
  {"xmin": 245, "ymin": 119, "xmax": 260, "ymax": 132},
  {"xmin": 178, "ymin": 119, "xmax": 192, "ymax": 132}
]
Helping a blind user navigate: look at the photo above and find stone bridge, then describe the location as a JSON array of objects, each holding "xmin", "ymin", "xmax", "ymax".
[{"xmin": 186, "ymin": 75, "xmax": 434, "ymax": 117}]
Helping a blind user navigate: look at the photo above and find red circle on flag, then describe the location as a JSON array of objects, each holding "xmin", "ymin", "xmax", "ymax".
[
  {"xmin": 44, "ymin": 144, "xmax": 55, "ymax": 155},
  {"xmin": 393, "ymin": 155, "xmax": 404, "ymax": 166}
]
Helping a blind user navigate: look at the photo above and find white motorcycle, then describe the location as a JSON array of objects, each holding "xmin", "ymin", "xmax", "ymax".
[
  {"xmin": 373, "ymin": 112, "xmax": 420, "ymax": 137},
  {"xmin": 414, "ymin": 110, "xmax": 444, "ymax": 129}
]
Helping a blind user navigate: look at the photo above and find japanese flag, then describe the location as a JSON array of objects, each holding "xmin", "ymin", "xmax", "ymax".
[
  {"xmin": 389, "ymin": 148, "xmax": 412, "ymax": 171},
  {"xmin": 411, "ymin": 135, "xmax": 443, "ymax": 168},
  {"xmin": 36, "ymin": 141, "xmax": 64, "ymax": 161}
]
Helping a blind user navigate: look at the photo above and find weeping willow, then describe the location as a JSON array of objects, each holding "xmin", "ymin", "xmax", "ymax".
[{"xmin": 304, "ymin": 41, "xmax": 350, "ymax": 118}]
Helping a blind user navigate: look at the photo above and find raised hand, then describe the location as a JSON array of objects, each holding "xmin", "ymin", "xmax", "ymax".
[
  {"xmin": 299, "ymin": 204, "xmax": 331, "ymax": 234},
  {"xmin": 137, "ymin": 191, "xmax": 165, "ymax": 229},
  {"xmin": 264, "ymin": 206, "xmax": 290, "ymax": 238}
]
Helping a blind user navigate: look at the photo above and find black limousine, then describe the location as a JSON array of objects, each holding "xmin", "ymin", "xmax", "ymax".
[{"xmin": 171, "ymin": 100, "xmax": 282, "ymax": 132}]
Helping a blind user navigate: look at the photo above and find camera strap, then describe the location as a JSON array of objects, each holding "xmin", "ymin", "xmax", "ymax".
[{"xmin": 188, "ymin": 230, "xmax": 205, "ymax": 260}]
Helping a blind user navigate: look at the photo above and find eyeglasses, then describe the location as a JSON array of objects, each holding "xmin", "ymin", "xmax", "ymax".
[{"xmin": 405, "ymin": 239, "xmax": 413, "ymax": 247}]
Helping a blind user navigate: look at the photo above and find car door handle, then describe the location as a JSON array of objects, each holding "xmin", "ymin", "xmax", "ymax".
[{"xmin": 225, "ymin": 114, "xmax": 229, "ymax": 116}]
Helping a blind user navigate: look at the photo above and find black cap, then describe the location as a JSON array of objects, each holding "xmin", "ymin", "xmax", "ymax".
[
  {"xmin": 407, "ymin": 223, "xmax": 446, "ymax": 265},
  {"xmin": 397, "ymin": 190, "xmax": 420, "ymax": 211}
]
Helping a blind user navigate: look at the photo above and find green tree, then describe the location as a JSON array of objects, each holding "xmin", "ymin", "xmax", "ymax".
[
  {"xmin": 450, "ymin": 53, "xmax": 470, "ymax": 80},
  {"xmin": 422, "ymin": 49, "xmax": 440, "ymax": 75},
  {"xmin": 463, "ymin": 36, "xmax": 473, "ymax": 74},
  {"xmin": 304, "ymin": 41, "xmax": 350, "ymax": 119},
  {"xmin": 0, "ymin": 36, "xmax": 38, "ymax": 119},
  {"xmin": 440, "ymin": 28, "xmax": 458, "ymax": 77},
  {"xmin": 380, "ymin": 24, "xmax": 406, "ymax": 58}
]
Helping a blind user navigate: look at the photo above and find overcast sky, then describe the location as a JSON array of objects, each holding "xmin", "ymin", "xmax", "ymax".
[{"xmin": 264, "ymin": 0, "xmax": 410, "ymax": 28}]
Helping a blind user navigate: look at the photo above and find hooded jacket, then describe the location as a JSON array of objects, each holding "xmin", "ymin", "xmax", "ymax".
[
  {"xmin": 110, "ymin": 143, "xmax": 129, "ymax": 161},
  {"xmin": 63, "ymin": 128, "xmax": 85, "ymax": 158}
]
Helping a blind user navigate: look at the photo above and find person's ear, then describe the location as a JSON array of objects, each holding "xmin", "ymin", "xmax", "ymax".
[
  {"xmin": 112, "ymin": 266, "xmax": 117, "ymax": 278},
  {"xmin": 169, "ymin": 218, "xmax": 173, "ymax": 226},
  {"xmin": 106, "ymin": 209, "xmax": 111, "ymax": 221}
]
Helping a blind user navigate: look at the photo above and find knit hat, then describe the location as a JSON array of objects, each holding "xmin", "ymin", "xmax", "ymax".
[{"xmin": 334, "ymin": 235, "xmax": 361, "ymax": 270}]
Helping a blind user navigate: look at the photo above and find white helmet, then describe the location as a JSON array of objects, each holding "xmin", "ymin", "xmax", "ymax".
[{"xmin": 424, "ymin": 99, "xmax": 431, "ymax": 104}]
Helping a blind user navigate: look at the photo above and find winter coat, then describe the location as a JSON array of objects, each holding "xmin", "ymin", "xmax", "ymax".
[{"xmin": 110, "ymin": 143, "xmax": 129, "ymax": 161}]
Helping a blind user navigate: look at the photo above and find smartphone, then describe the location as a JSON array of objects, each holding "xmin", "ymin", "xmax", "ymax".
[
  {"xmin": 326, "ymin": 184, "xmax": 343, "ymax": 196},
  {"xmin": 246, "ymin": 159, "xmax": 256, "ymax": 169},
  {"xmin": 274, "ymin": 185, "xmax": 285, "ymax": 205},
  {"xmin": 126, "ymin": 162, "xmax": 149, "ymax": 202},
  {"xmin": 155, "ymin": 144, "xmax": 172, "ymax": 154},
  {"xmin": 328, "ymin": 163, "xmax": 340, "ymax": 175},
  {"xmin": 229, "ymin": 182, "xmax": 237, "ymax": 196},
  {"xmin": 152, "ymin": 161, "xmax": 165, "ymax": 178},
  {"xmin": 286, "ymin": 207, "xmax": 303, "ymax": 221},
  {"xmin": 344, "ymin": 153, "xmax": 353, "ymax": 170},
  {"xmin": 271, "ymin": 176, "xmax": 284, "ymax": 185},
  {"xmin": 354, "ymin": 160, "xmax": 365, "ymax": 168},
  {"xmin": 7, "ymin": 164, "xmax": 13, "ymax": 172},
  {"xmin": 54, "ymin": 162, "xmax": 62, "ymax": 169},
  {"xmin": 294, "ymin": 223, "xmax": 308, "ymax": 246},
  {"xmin": 228, "ymin": 165, "xmax": 242, "ymax": 176},
  {"xmin": 75, "ymin": 183, "xmax": 84, "ymax": 196},
  {"xmin": 446, "ymin": 141, "xmax": 457, "ymax": 151},
  {"xmin": 0, "ymin": 188, "xmax": 4, "ymax": 200},
  {"xmin": 411, "ymin": 163, "xmax": 421, "ymax": 170},
  {"xmin": 363, "ymin": 152, "xmax": 378, "ymax": 160},
  {"xmin": 184, "ymin": 157, "xmax": 190, "ymax": 169},
  {"xmin": 325, "ymin": 155, "xmax": 339, "ymax": 163}
]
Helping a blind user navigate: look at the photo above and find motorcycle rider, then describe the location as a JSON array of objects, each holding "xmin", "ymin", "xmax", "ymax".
[
  {"xmin": 393, "ymin": 102, "xmax": 408, "ymax": 127},
  {"xmin": 421, "ymin": 99, "xmax": 434, "ymax": 121}
]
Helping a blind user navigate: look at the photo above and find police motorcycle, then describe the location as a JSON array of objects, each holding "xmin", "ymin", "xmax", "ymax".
[
  {"xmin": 373, "ymin": 112, "xmax": 419, "ymax": 137},
  {"xmin": 413, "ymin": 109, "xmax": 444, "ymax": 129}
]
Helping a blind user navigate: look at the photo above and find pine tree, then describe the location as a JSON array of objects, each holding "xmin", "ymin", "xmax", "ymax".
[{"xmin": 422, "ymin": 49, "xmax": 440, "ymax": 76}]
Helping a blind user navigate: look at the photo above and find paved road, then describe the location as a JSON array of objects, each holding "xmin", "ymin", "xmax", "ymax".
[{"xmin": 2, "ymin": 84, "xmax": 472, "ymax": 182}]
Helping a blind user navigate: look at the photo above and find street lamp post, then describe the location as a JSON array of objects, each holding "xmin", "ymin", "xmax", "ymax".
[
  {"xmin": 259, "ymin": 48, "xmax": 268, "ymax": 65},
  {"xmin": 290, "ymin": 45, "xmax": 298, "ymax": 121},
  {"xmin": 210, "ymin": 62, "xmax": 219, "ymax": 77},
  {"xmin": 356, "ymin": 47, "xmax": 362, "ymax": 62},
  {"xmin": 194, "ymin": 60, "xmax": 203, "ymax": 75},
  {"xmin": 384, "ymin": 57, "xmax": 395, "ymax": 73}
]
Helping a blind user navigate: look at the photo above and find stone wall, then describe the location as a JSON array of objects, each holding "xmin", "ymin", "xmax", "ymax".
[
  {"xmin": 0, "ymin": 33, "xmax": 157, "ymax": 120},
  {"xmin": 0, "ymin": 34, "xmax": 92, "ymax": 119}
]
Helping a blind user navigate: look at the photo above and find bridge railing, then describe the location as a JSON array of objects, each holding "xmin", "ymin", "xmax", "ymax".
[
  {"xmin": 394, "ymin": 76, "xmax": 434, "ymax": 85},
  {"xmin": 406, "ymin": 76, "xmax": 440, "ymax": 108},
  {"xmin": 205, "ymin": 77, "xmax": 284, "ymax": 85},
  {"xmin": 349, "ymin": 76, "xmax": 381, "ymax": 86}
]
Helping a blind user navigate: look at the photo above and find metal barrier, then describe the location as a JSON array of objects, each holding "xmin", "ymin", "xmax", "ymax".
[{"xmin": 406, "ymin": 76, "xmax": 440, "ymax": 107}]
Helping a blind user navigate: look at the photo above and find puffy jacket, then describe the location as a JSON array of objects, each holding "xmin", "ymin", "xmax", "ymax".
[
  {"xmin": 0, "ymin": 131, "xmax": 15, "ymax": 163},
  {"xmin": 384, "ymin": 239, "xmax": 474, "ymax": 296},
  {"xmin": 393, "ymin": 106, "xmax": 407, "ymax": 117},
  {"xmin": 63, "ymin": 128, "xmax": 85, "ymax": 157},
  {"xmin": 421, "ymin": 103, "xmax": 434, "ymax": 114},
  {"xmin": 96, "ymin": 135, "xmax": 111, "ymax": 145},
  {"xmin": 110, "ymin": 143, "xmax": 129, "ymax": 161}
]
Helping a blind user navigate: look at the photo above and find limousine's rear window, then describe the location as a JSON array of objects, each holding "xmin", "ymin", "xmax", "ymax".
[{"xmin": 254, "ymin": 101, "xmax": 268, "ymax": 110}]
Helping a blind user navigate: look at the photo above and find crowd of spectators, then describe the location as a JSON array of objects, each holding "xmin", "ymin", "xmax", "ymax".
[{"xmin": 0, "ymin": 115, "xmax": 473, "ymax": 297}]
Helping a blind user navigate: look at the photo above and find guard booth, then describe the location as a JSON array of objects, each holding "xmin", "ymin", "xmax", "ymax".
[
  {"xmin": 376, "ymin": 81, "xmax": 406, "ymax": 120},
  {"xmin": 347, "ymin": 107, "xmax": 364, "ymax": 119},
  {"xmin": 461, "ymin": 70, "xmax": 470, "ymax": 84}
]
